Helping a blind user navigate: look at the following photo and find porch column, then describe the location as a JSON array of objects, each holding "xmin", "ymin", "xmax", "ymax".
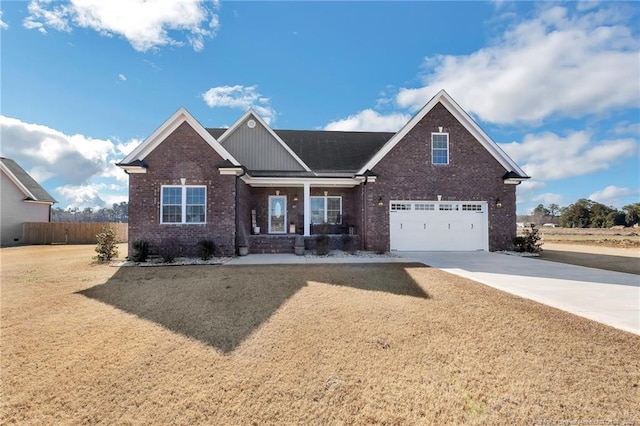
[{"xmin": 303, "ymin": 182, "xmax": 311, "ymax": 236}]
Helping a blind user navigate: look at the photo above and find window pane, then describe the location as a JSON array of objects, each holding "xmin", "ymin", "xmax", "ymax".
[
  {"xmin": 310, "ymin": 197, "xmax": 325, "ymax": 224},
  {"xmin": 327, "ymin": 197, "xmax": 341, "ymax": 224},
  {"xmin": 186, "ymin": 187, "xmax": 205, "ymax": 204},
  {"xmin": 162, "ymin": 205, "xmax": 182, "ymax": 223},
  {"xmin": 186, "ymin": 205, "xmax": 205, "ymax": 223},
  {"xmin": 432, "ymin": 134, "xmax": 449, "ymax": 164},
  {"xmin": 163, "ymin": 187, "xmax": 181, "ymax": 204},
  {"xmin": 186, "ymin": 187, "xmax": 205, "ymax": 223}
]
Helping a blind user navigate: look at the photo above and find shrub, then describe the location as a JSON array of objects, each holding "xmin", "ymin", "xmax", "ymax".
[
  {"xmin": 158, "ymin": 238, "xmax": 179, "ymax": 263},
  {"xmin": 197, "ymin": 239, "xmax": 216, "ymax": 260},
  {"xmin": 130, "ymin": 240, "xmax": 149, "ymax": 262},
  {"xmin": 341, "ymin": 234, "xmax": 355, "ymax": 254},
  {"xmin": 94, "ymin": 226, "xmax": 119, "ymax": 261},
  {"xmin": 315, "ymin": 234, "xmax": 330, "ymax": 255},
  {"xmin": 514, "ymin": 224, "xmax": 542, "ymax": 253}
]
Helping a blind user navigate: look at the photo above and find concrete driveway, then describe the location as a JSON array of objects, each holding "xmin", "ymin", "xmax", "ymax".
[{"xmin": 397, "ymin": 251, "xmax": 640, "ymax": 336}]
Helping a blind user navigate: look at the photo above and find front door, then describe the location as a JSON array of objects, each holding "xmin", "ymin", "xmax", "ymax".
[{"xmin": 268, "ymin": 196, "xmax": 287, "ymax": 234}]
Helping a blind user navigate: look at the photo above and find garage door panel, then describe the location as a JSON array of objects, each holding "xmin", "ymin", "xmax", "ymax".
[{"xmin": 390, "ymin": 201, "xmax": 488, "ymax": 251}]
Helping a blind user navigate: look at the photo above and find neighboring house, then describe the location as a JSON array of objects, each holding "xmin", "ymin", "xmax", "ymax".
[
  {"xmin": 118, "ymin": 90, "xmax": 529, "ymax": 256},
  {"xmin": 1, "ymin": 157, "xmax": 57, "ymax": 246}
]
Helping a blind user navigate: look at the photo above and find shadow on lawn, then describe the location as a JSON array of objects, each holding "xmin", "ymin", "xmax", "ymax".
[{"xmin": 78, "ymin": 263, "xmax": 428, "ymax": 353}]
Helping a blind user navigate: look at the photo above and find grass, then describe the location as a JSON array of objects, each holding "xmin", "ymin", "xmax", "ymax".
[
  {"xmin": 533, "ymin": 227, "xmax": 640, "ymax": 248},
  {"xmin": 1, "ymin": 244, "xmax": 639, "ymax": 425}
]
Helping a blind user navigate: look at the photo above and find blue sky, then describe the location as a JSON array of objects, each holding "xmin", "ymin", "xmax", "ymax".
[{"xmin": 1, "ymin": 0, "xmax": 638, "ymax": 214}]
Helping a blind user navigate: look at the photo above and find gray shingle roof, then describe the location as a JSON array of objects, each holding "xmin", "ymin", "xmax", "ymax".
[
  {"xmin": 207, "ymin": 128, "xmax": 393, "ymax": 173},
  {"xmin": 0, "ymin": 157, "xmax": 57, "ymax": 203}
]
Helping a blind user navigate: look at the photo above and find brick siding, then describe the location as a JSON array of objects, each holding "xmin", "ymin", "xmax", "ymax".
[
  {"xmin": 364, "ymin": 102, "xmax": 517, "ymax": 252},
  {"xmin": 128, "ymin": 122, "xmax": 236, "ymax": 257}
]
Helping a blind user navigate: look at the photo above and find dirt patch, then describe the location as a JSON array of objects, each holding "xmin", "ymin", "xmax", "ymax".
[{"xmin": 2, "ymin": 244, "xmax": 639, "ymax": 425}]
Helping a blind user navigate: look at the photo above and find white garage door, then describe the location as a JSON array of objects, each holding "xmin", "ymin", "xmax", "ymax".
[{"xmin": 390, "ymin": 201, "xmax": 488, "ymax": 251}]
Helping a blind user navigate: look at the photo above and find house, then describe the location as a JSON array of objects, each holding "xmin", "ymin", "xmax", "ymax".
[
  {"xmin": 117, "ymin": 90, "xmax": 529, "ymax": 256},
  {"xmin": 1, "ymin": 157, "xmax": 57, "ymax": 246}
]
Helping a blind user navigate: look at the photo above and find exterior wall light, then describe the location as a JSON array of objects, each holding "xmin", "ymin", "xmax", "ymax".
[
  {"xmin": 293, "ymin": 194, "xmax": 298, "ymax": 202},
  {"xmin": 378, "ymin": 197, "xmax": 384, "ymax": 207},
  {"xmin": 495, "ymin": 198, "xmax": 503, "ymax": 209}
]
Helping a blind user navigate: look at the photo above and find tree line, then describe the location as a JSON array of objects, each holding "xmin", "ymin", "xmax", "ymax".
[
  {"xmin": 52, "ymin": 202, "xmax": 128, "ymax": 223},
  {"xmin": 521, "ymin": 199, "xmax": 639, "ymax": 228}
]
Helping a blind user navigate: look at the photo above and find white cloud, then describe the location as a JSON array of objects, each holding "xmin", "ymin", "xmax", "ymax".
[
  {"xmin": 56, "ymin": 184, "xmax": 107, "ymax": 210},
  {"xmin": 532, "ymin": 192, "xmax": 564, "ymax": 206},
  {"xmin": 499, "ymin": 131, "xmax": 637, "ymax": 181},
  {"xmin": 515, "ymin": 179, "xmax": 546, "ymax": 205},
  {"xmin": 0, "ymin": 11, "xmax": 9, "ymax": 30},
  {"xmin": 588, "ymin": 185, "xmax": 640, "ymax": 207},
  {"xmin": 118, "ymin": 73, "xmax": 127, "ymax": 81},
  {"xmin": 613, "ymin": 121, "xmax": 640, "ymax": 136},
  {"xmin": 396, "ymin": 5, "xmax": 639, "ymax": 125},
  {"xmin": 23, "ymin": 0, "xmax": 220, "ymax": 52},
  {"xmin": 202, "ymin": 85, "xmax": 277, "ymax": 124},
  {"xmin": 324, "ymin": 109, "xmax": 410, "ymax": 132},
  {"xmin": 0, "ymin": 115, "xmax": 116, "ymax": 185}
]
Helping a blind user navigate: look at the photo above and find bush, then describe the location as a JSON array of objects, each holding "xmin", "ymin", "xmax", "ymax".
[
  {"xmin": 514, "ymin": 224, "xmax": 542, "ymax": 253},
  {"xmin": 130, "ymin": 240, "xmax": 149, "ymax": 262},
  {"xmin": 158, "ymin": 238, "xmax": 179, "ymax": 263},
  {"xmin": 315, "ymin": 234, "xmax": 330, "ymax": 255},
  {"xmin": 94, "ymin": 226, "xmax": 119, "ymax": 261},
  {"xmin": 341, "ymin": 234, "xmax": 356, "ymax": 254},
  {"xmin": 197, "ymin": 239, "xmax": 216, "ymax": 260}
]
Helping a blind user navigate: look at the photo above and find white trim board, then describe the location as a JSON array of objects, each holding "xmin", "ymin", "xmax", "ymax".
[
  {"xmin": 358, "ymin": 90, "xmax": 528, "ymax": 178},
  {"xmin": 120, "ymin": 107, "xmax": 241, "ymax": 167}
]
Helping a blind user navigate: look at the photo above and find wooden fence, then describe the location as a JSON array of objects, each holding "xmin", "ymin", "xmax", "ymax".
[{"xmin": 22, "ymin": 222, "xmax": 128, "ymax": 245}]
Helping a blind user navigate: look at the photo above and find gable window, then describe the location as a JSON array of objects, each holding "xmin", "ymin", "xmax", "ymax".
[
  {"xmin": 431, "ymin": 133, "xmax": 449, "ymax": 165},
  {"xmin": 161, "ymin": 185, "xmax": 206, "ymax": 224},
  {"xmin": 310, "ymin": 196, "xmax": 342, "ymax": 224}
]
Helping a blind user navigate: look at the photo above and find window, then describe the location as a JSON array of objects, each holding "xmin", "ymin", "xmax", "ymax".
[
  {"xmin": 390, "ymin": 203, "xmax": 412, "ymax": 211},
  {"xmin": 431, "ymin": 133, "xmax": 449, "ymax": 165},
  {"xmin": 414, "ymin": 203, "xmax": 435, "ymax": 211},
  {"xmin": 161, "ymin": 185, "xmax": 206, "ymax": 224},
  {"xmin": 462, "ymin": 204, "xmax": 483, "ymax": 212},
  {"xmin": 439, "ymin": 204, "xmax": 459, "ymax": 211},
  {"xmin": 310, "ymin": 196, "xmax": 342, "ymax": 224}
]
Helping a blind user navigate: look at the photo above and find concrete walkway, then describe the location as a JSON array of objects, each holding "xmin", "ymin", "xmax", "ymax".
[
  {"xmin": 226, "ymin": 253, "xmax": 410, "ymax": 265},
  {"xmin": 397, "ymin": 251, "xmax": 640, "ymax": 336}
]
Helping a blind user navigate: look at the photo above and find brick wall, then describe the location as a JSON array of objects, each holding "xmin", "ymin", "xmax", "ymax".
[
  {"xmin": 128, "ymin": 122, "xmax": 236, "ymax": 257},
  {"xmin": 364, "ymin": 102, "xmax": 517, "ymax": 252}
]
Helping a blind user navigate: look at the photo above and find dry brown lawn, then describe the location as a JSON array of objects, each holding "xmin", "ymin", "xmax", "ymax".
[{"xmin": 1, "ymin": 245, "xmax": 639, "ymax": 425}]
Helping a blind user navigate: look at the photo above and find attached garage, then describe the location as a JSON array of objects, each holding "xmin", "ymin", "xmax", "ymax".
[{"xmin": 389, "ymin": 201, "xmax": 488, "ymax": 251}]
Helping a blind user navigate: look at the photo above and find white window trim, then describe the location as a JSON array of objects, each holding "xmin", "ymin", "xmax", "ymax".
[
  {"xmin": 310, "ymin": 195, "xmax": 342, "ymax": 224},
  {"xmin": 160, "ymin": 185, "xmax": 206, "ymax": 224},
  {"xmin": 431, "ymin": 132, "xmax": 449, "ymax": 165}
]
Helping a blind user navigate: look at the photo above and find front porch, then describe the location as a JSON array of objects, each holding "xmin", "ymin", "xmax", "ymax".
[
  {"xmin": 247, "ymin": 234, "xmax": 362, "ymax": 254},
  {"xmin": 237, "ymin": 177, "xmax": 366, "ymax": 254}
]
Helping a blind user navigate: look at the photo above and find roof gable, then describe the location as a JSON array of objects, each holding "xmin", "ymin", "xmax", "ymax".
[
  {"xmin": 119, "ymin": 107, "xmax": 240, "ymax": 167},
  {"xmin": 216, "ymin": 110, "xmax": 311, "ymax": 172},
  {"xmin": 358, "ymin": 90, "xmax": 528, "ymax": 178},
  {"xmin": 0, "ymin": 157, "xmax": 57, "ymax": 203}
]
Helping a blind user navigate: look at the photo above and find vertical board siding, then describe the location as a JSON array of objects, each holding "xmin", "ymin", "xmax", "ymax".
[
  {"xmin": 22, "ymin": 223, "xmax": 128, "ymax": 244},
  {"xmin": 222, "ymin": 119, "xmax": 306, "ymax": 171}
]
